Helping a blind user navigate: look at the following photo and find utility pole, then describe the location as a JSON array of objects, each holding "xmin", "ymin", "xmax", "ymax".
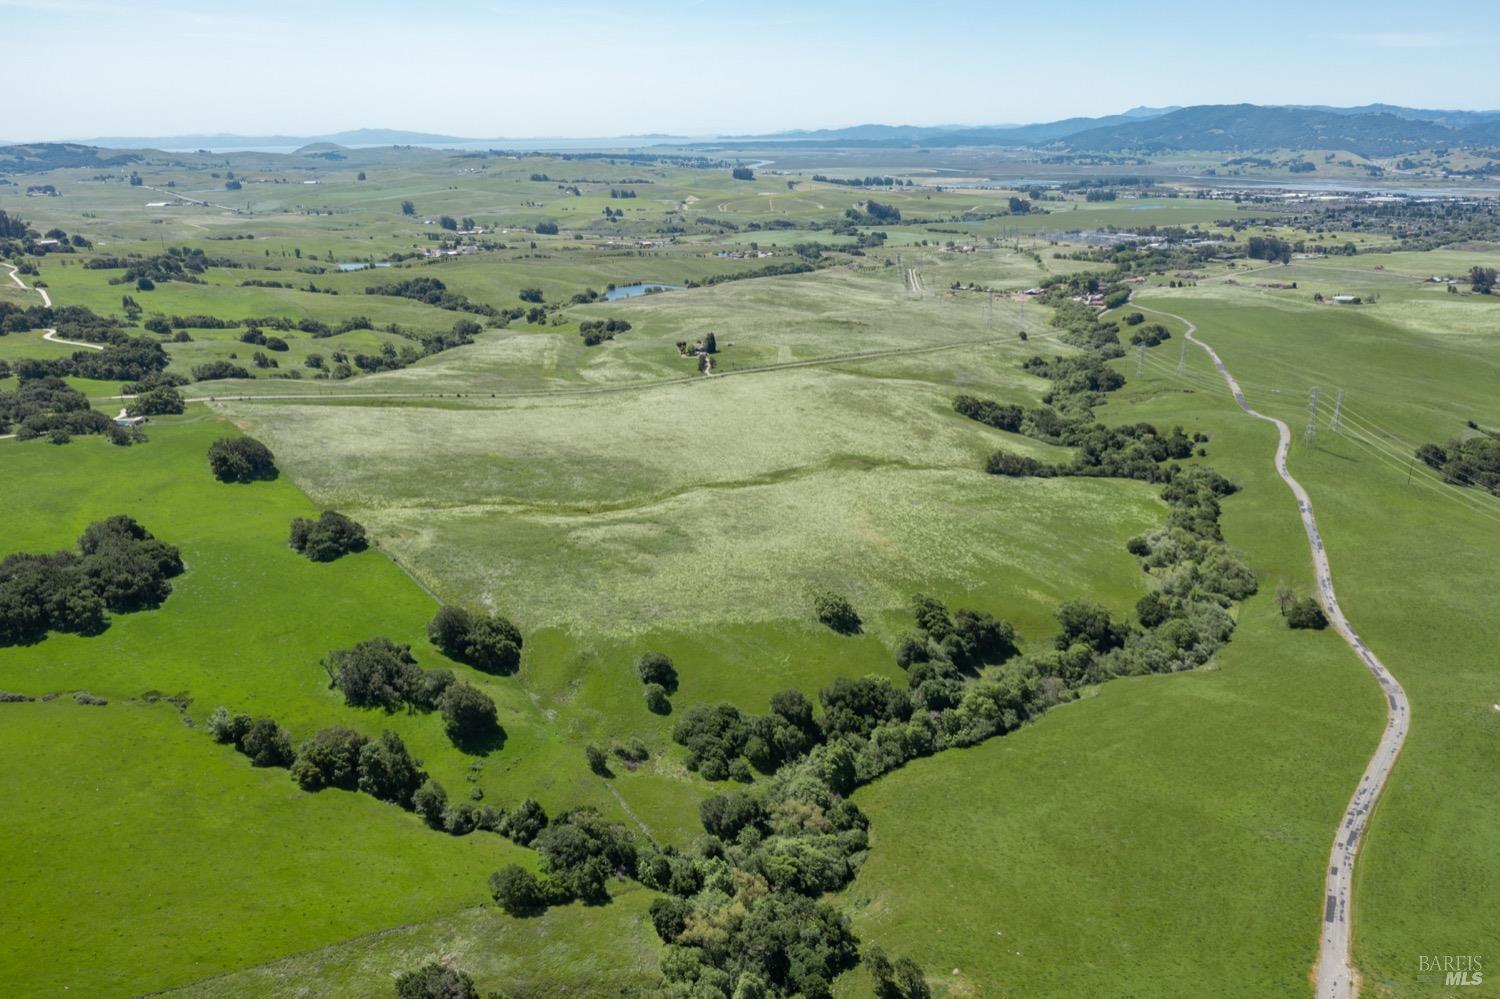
[
  {"xmin": 1330, "ymin": 388, "xmax": 1345, "ymax": 434},
  {"xmin": 1305, "ymin": 386, "xmax": 1321, "ymax": 445}
]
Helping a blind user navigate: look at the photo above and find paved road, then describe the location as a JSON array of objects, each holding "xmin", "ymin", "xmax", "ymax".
[
  {"xmin": 141, "ymin": 184, "xmax": 243, "ymax": 214},
  {"xmin": 1140, "ymin": 305, "xmax": 1409, "ymax": 999}
]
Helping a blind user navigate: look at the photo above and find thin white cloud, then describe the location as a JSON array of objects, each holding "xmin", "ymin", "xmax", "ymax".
[
  {"xmin": 0, "ymin": 0, "xmax": 121, "ymax": 11},
  {"xmin": 1334, "ymin": 31, "xmax": 1463, "ymax": 48}
]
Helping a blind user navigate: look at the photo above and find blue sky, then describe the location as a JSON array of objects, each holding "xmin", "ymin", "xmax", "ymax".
[{"xmin": 4, "ymin": 0, "xmax": 1495, "ymax": 139}]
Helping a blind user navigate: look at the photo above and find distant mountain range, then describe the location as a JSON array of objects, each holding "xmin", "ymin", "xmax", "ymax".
[
  {"xmin": 68, "ymin": 128, "xmax": 473, "ymax": 149},
  {"xmin": 14, "ymin": 105, "xmax": 1500, "ymax": 160},
  {"xmin": 735, "ymin": 107, "xmax": 1182, "ymax": 145},
  {"xmin": 1058, "ymin": 105, "xmax": 1500, "ymax": 156}
]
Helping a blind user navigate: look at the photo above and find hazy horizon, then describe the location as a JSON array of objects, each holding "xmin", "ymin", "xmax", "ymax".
[{"xmin": 5, "ymin": 0, "xmax": 1497, "ymax": 143}]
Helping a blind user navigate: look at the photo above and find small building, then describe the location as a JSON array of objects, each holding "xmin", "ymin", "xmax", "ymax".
[
  {"xmin": 1332, "ymin": 295, "xmax": 1361, "ymax": 305},
  {"xmin": 114, "ymin": 415, "xmax": 147, "ymax": 428}
]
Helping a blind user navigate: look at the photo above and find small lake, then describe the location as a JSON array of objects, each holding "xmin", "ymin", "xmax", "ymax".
[
  {"xmin": 337, "ymin": 261, "xmax": 393, "ymax": 272},
  {"xmin": 604, "ymin": 282, "xmax": 682, "ymax": 301}
]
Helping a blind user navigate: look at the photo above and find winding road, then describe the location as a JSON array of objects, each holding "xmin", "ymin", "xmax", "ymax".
[
  {"xmin": 1141, "ymin": 305, "xmax": 1408, "ymax": 999},
  {"xmin": 3, "ymin": 263, "xmax": 100, "ymax": 349}
]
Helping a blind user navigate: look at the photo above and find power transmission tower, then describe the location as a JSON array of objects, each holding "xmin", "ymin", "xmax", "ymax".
[
  {"xmin": 1176, "ymin": 336, "xmax": 1187, "ymax": 376},
  {"xmin": 1305, "ymin": 386, "xmax": 1321, "ymax": 445},
  {"xmin": 986, "ymin": 289, "xmax": 993, "ymax": 327},
  {"xmin": 1136, "ymin": 344, "xmax": 1146, "ymax": 376},
  {"xmin": 1330, "ymin": 389, "xmax": 1345, "ymax": 433}
]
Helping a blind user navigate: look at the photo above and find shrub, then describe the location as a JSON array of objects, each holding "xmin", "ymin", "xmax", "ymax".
[
  {"xmin": 498, "ymin": 797, "xmax": 548, "ymax": 845},
  {"xmin": 238, "ymin": 717, "xmax": 295, "ymax": 767},
  {"xmin": 442, "ymin": 803, "xmax": 479, "ymax": 835},
  {"xmin": 412, "ymin": 778, "xmax": 449, "ymax": 827},
  {"xmin": 636, "ymin": 651, "xmax": 678, "ymax": 692},
  {"xmin": 291, "ymin": 727, "xmax": 369, "ymax": 791},
  {"xmin": 1285, "ymin": 596, "xmax": 1329, "ymax": 630},
  {"xmin": 438, "ymin": 681, "xmax": 498, "ymax": 746},
  {"xmin": 490, "ymin": 865, "xmax": 545, "ymax": 916},
  {"xmin": 612, "ymin": 739, "xmax": 649, "ymax": 765},
  {"xmin": 207, "ymin": 706, "xmax": 251, "ymax": 745},
  {"xmin": 644, "ymin": 683, "xmax": 671, "ymax": 715},
  {"xmin": 393, "ymin": 962, "xmax": 479, "ymax": 999},
  {"xmin": 289, "ymin": 510, "xmax": 368, "ymax": 561},
  {"xmin": 985, "ymin": 450, "xmax": 1047, "ymax": 477},
  {"xmin": 357, "ymin": 730, "xmax": 427, "ymax": 807},
  {"xmin": 191, "ymin": 360, "xmax": 250, "ymax": 381},
  {"xmin": 207, "ymin": 436, "xmax": 277, "ymax": 483},
  {"xmin": 812, "ymin": 591, "xmax": 861, "ymax": 634},
  {"xmin": 585, "ymin": 743, "xmax": 610, "ymax": 776}
]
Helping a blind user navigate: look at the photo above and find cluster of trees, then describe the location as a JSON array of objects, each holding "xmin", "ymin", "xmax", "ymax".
[
  {"xmin": 322, "ymin": 636, "xmax": 500, "ymax": 749},
  {"xmin": 0, "ymin": 377, "xmax": 110, "ymax": 440},
  {"xmin": 427, "ymin": 605, "xmax": 524, "ymax": 675},
  {"xmin": 844, "ymin": 199, "xmax": 901, "ymax": 224},
  {"xmin": 0, "ymin": 302, "xmax": 120, "ymax": 341},
  {"xmin": 367, "ymin": 277, "xmax": 498, "ymax": 317},
  {"xmin": 1416, "ymin": 431, "xmax": 1500, "ymax": 496},
  {"xmin": 810, "ymin": 174, "xmax": 910, "ymax": 187},
  {"xmin": 730, "ymin": 166, "xmax": 755, "ymax": 181},
  {"xmin": 192, "ymin": 360, "xmax": 251, "ymax": 382},
  {"xmin": 1128, "ymin": 322, "xmax": 1171, "ymax": 347},
  {"xmin": 608, "ymin": 188, "xmax": 637, "ymax": 199},
  {"xmin": 238, "ymin": 328, "xmax": 290, "ymax": 351},
  {"xmin": 636, "ymin": 651, "xmax": 678, "ymax": 715},
  {"xmin": 577, "ymin": 317, "xmax": 631, "ymax": 346},
  {"xmin": 533, "ymin": 221, "xmax": 559, "ymax": 235},
  {"xmin": 1472, "ymin": 266, "xmax": 1497, "ymax": 294},
  {"xmin": 209, "ymin": 707, "xmax": 517, "ymax": 838},
  {"xmin": 89, "ymin": 246, "xmax": 225, "ymax": 286},
  {"xmin": 490, "ymin": 806, "xmax": 639, "ymax": 911},
  {"xmin": 982, "ymin": 417, "xmax": 1199, "ymax": 484},
  {"xmin": 143, "ymin": 313, "xmax": 240, "ymax": 332},
  {"xmin": 1019, "ymin": 354, "xmax": 1125, "ymax": 412},
  {"xmin": 207, "ymin": 436, "xmax": 278, "ymax": 482},
  {"xmin": 17, "ymin": 336, "xmax": 169, "ymax": 384},
  {"xmin": 0, "ymin": 516, "xmax": 183, "ymax": 645},
  {"xmin": 1247, "ymin": 235, "xmax": 1294, "ymax": 263},
  {"xmin": 289, "ymin": 510, "xmax": 368, "ymax": 561},
  {"xmin": 127, "ymin": 385, "xmax": 185, "ymax": 417},
  {"xmin": 683, "ymin": 260, "xmax": 817, "ymax": 288},
  {"xmin": 0, "ymin": 209, "xmax": 30, "ymax": 239}
]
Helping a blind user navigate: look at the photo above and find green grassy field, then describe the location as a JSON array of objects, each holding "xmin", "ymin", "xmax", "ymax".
[
  {"xmin": 5, "ymin": 145, "xmax": 1499, "ymax": 998},
  {"xmin": 0, "ymin": 415, "xmax": 669, "ymax": 996},
  {"xmin": 1124, "ymin": 279, "xmax": 1500, "ymax": 997}
]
